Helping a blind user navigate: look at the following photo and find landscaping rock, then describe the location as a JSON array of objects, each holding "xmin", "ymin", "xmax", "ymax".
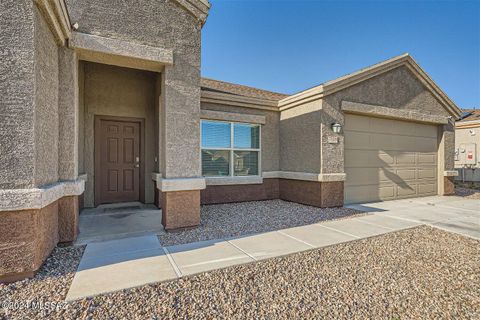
[
  {"xmin": 1, "ymin": 226, "xmax": 478, "ymax": 319},
  {"xmin": 158, "ymin": 200, "xmax": 363, "ymax": 246}
]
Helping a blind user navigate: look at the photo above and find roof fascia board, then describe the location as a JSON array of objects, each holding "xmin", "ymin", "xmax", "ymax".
[
  {"xmin": 456, "ymin": 119, "xmax": 480, "ymax": 128},
  {"xmin": 34, "ymin": 0, "xmax": 72, "ymax": 46},
  {"xmin": 278, "ymin": 86, "xmax": 323, "ymax": 111},
  {"xmin": 171, "ymin": 0, "xmax": 211, "ymax": 26},
  {"xmin": 322, "ymin": 59, "xmax": 406, "ymax": 97}
]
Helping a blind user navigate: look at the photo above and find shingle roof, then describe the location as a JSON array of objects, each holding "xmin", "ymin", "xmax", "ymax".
[
  {"xmin": 201, "ymin": 77, "xmax": 289, "ymax": 101},
  {"xmin": 458, "ymin": 109, "xmax": 480, "ymax": 122}
]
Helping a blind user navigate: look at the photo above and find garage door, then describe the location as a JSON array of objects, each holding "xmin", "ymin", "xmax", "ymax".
[{"xmin": 344, "ymin": 114, "xmax": 438, "ymax": 204}]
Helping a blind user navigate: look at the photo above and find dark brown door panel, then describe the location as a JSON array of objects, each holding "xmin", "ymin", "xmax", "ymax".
[{"xmin": 95, "ymin": 116, "xmax": 144, "ymax": 206}]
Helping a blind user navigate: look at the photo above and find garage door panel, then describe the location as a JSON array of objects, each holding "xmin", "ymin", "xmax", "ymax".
[
  {"xmin": 396, "ymin": 152, "xmax": 416, "ymax": 165},
  {"xmin": 345, "ymin": 114, "xmax": 371, "ymax": 131},
  {"xmin": 345, "ymin": 185, "xmax": 371, "ymax": 203},
  {"xmin": 418, "ymin": 153, "xmax": 436, "ymax": 165},
  {"xmin": 391, "ymin": 121, "xmax": 416, "ymax": 135},
  {"xmin": 344, "ymin": 131, "xmax": 371, "ymax": 149},
  {"xmin": 345, "ymin": 150, "xmax": 396, "ymax": 168},
  {"xmin": 345, "ymin": 168, "xmax": 378, "ymax": 186},
  {"xmin": 418, "ymin": 183, "xmax": 437, "ymax": 195},
  {"xmin": 396, "ymin": 183, "xmax": 417, "ymax": 197},
  {"xmin": 345, "ymin": 114, "xmax": 438, "ymax": 204},
  {"xmin": 345, "ymin": 150, "xmax": 370, "ymax": 167},
  {"xmin": 378, "ymin": 152, "xmax": 395, "ymax": 166},
  {"xmin": 371, "ymin": 118, "xmax": 395, "ymax": 134},
  {"xmin": 378, "ymin": 185, "xmax": 395, "ymax": 200},
  {"xmin": 418, "ymin": 168, "xmax": 436, "ymax": 179},
  {"xmin": 395, "ymin": 168, "xmax": 416, "ymax": 181},
  {"xmin": 371, "ymin": 133, "xmax": 394, "ymax": 150},
  {"xmin": 414, "ymin": 137, "xmax": 437, "ymax": 152},
  {"xmin": 415, "ymin": 124, "xmax": 438, "ymax": 138}
]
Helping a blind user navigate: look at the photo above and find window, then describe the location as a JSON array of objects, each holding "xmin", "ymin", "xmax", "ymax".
[{"xmin": 201, "ymin": 120, "xmax": 261, "ymax": 177}]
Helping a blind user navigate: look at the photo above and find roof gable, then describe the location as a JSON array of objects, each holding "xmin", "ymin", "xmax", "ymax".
[{"xmin": 280, "ymin": 54, "xmax": 462, "ymax": 117}]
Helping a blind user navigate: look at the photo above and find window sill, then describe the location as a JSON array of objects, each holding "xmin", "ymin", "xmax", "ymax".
[{"xmin": 205, "ymin": 176, "xmax": 263, "ymax": 186}]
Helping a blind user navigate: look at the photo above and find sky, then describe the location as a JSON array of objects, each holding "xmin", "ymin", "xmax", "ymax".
[{"xmin": 201, "ymin": 0, "xmax": 480, "ymax": 109}]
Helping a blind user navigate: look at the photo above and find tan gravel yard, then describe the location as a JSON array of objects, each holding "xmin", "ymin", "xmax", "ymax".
[
  {"xmin": 158, "ymin": 199, "xmax": 362, "ymax": 246},
  {"xmin": 2, "ymin": 225, "xmax": 479, "ymax": 319}
]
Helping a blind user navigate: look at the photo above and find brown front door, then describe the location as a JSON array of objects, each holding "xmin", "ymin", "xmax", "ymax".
[{"xmin": 95, "ymin": 117, "xmax": 143, "ymax": 205}]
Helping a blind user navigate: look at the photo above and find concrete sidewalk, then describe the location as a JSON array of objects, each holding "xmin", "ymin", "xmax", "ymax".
[
  {"xmin": 347, "ymin": 196, "xmax": 479, "ymax": 239},
  {"xmin": 66, "ymin": 195, "xmax": 479, "ymax": 301}
]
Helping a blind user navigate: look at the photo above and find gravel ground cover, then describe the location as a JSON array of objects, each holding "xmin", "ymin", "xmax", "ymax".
[
  {"xmin": 0, "ymin": 245, "xmax": 85, "ymax": 319},
  {"xmin": 2, "ymin": 225, "xmax": 479, "ymax": 319},
  {"xmin": 158, "ymin": 199, "xmax": 362, "ymax": 246},
  {"xmin": 455, "ymin": 187, "xmax": 480, "ymax": 199}
]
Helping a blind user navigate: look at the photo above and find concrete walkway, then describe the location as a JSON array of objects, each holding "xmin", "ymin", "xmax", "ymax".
[
  {"xmin": 66, "ymin": 196, "xmax": 479, "ymax": 301},
  {"xmin": 76, "ymin": 202, "xmax": 164, "ymax": 244}
]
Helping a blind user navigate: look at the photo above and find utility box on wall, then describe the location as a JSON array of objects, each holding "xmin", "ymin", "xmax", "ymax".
[{"xmin": 456, "ymin": 143, "xmax": 477, "ymax": 166}]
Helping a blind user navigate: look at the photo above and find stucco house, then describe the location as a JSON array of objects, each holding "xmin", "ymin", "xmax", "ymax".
[
  {"xmin": 455, "ymin": 109, "xmax": 480, "ymax": 182},
  {"xmin": 0, "ymin": 0, "xmax": 461, "ymax": 282}
]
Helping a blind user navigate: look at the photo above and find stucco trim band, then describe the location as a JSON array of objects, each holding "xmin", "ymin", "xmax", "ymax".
[
  {"xmin": 152, "ymin": 174, "xmax": 206, "ymax": 191},
  {"xmin": 34, "ymin": 0, "xmax": 71, "ymax": 46},
  {"xmin": 201, "ymin": 91, "xmax": 279, "ymax": 111},
  {"xmin": 263, "ymin": 171, "xmax": 346, "ymax": 182},
  {"xmin": 444, "ymin": 170, "xmax": 459, "ymax": 177},
  {"xmin": 200, "ymin": 110, "xmax": 266, "ymax": 124},
  {"xmin": 206, "ymin": 176, "xmax": 263, "ymax": 185},
  {"xmin": 0, "ymin": 180, "xmax": 85, "ymax": 212},
  {"xmin": 69, "ymin": 32, "xmax": 173, "ymax": 72},
  {"xmin": 341, "ymin": 101, "xmax": 449, "ymax": 124}
]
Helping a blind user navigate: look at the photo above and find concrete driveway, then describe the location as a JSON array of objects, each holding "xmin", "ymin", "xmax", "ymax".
[{"xmin": 346, "ymin": 195, "xmax": 479, "ymax": 239}]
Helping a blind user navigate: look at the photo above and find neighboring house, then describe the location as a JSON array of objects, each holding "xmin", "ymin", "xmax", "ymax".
[
  {"xmin": 0, "ymin": 0, "xmax": 461, "ymax": 282},
  {"xmin": 455, "ymin": 109, "xmax": 480, "ymax": 182}
]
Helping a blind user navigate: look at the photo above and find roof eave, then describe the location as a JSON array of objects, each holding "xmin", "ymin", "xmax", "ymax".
[
  {"xmin": 172, "ymin": 0, "xmax": 211, "ymax": 27},
  {"xmin": 34, "ymin": 0, "xmax": 72, "ymax": 46}
]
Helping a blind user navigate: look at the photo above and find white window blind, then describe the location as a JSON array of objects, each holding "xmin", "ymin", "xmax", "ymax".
[{"xmin": 201, "ymin": 120, "xmax": 261, "ymax": 177}]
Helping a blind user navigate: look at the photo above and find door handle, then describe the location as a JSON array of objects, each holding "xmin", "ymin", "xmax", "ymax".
[{"xmin": 134, "ymin": 157, "xmax": 140, "ymax": 168}]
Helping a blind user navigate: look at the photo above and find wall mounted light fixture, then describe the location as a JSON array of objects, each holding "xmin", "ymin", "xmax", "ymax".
[{"xmin": 331, "ymin": 123, "xmax": 342, "ymax": 134}]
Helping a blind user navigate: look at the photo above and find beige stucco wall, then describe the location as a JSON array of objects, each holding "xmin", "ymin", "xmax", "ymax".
[
  {"xmin": 322, "ymin": 65, "xmax": 453, "ymax": 175},
  {"xmin": 0, "ymin": 1, "xmax": 37, "ymax": 189},
  {"xmin": 200, "ymin": 102, "xmax": 280, "ymax": 172},
  {"xmin": 34, "ymin": 6, "xmax": 59, "ymax": 186},
  {"xmin": 280, "ymin": 100, "xmax": 322, "ymax": 173},
  {"xmin": 80, "ymin": 62, "xmax": 157, "ymax": 207}
]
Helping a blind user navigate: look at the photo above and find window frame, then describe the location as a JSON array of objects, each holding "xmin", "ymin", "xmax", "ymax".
[{"xmin": 200, "ymin": 119, "xmax": 262, "ymax": 178}]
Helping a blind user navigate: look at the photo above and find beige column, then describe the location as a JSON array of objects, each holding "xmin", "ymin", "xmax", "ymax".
[
  {"xmin": 57, "ymin": 47, "xmax": 80, "ymax": 242},
  {"xmin": 438, "ymin": 121, "xmax": 456, "ymax": 195},
  {"xmin": 58, "ymin": 47, "xmax": 79, "ymax": 180},
  {"xmin": 159, "ymin": 65, "xmax": 204, "ymax": 230}
]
